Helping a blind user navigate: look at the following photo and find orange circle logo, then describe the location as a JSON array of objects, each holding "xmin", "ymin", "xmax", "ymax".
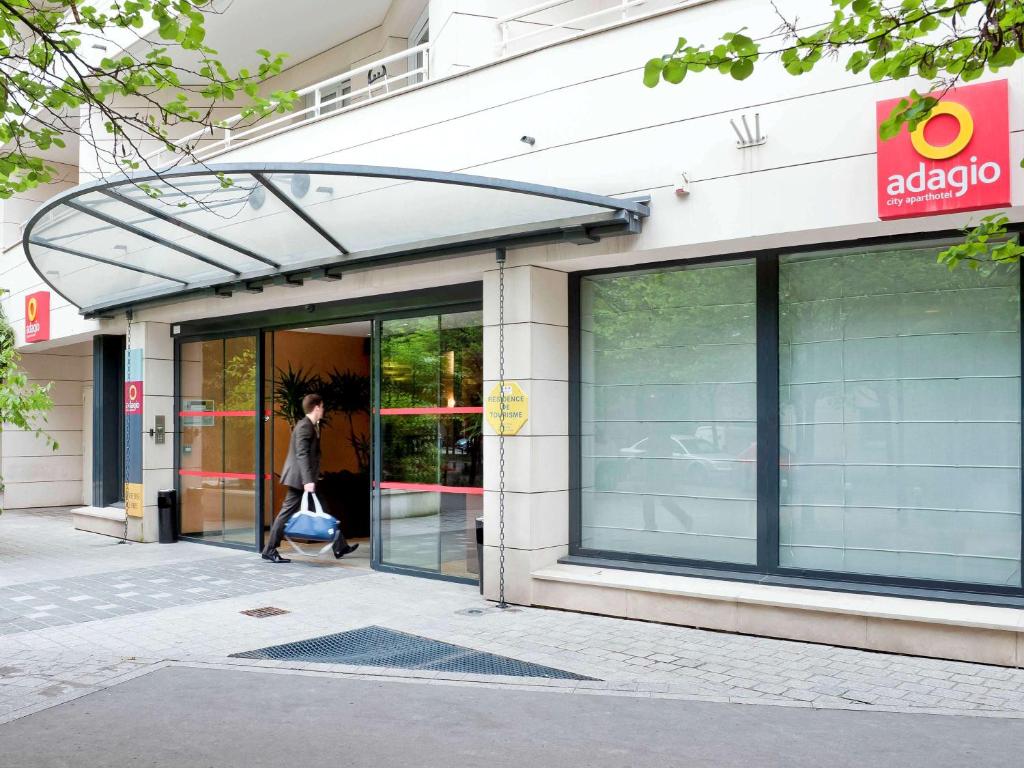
[
  {"xmin": 128, "ymin": 384, "xmax": 138, "ymax": 401},
  {"xmin": 27, "ymin": 297, "xmax": 37, "ymax": 322},
  {"xmin": 911, "ymin": 102, "xmax": 974, "ymax": 160}
]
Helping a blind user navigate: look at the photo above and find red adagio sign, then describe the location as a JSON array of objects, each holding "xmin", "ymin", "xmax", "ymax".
[
  {"xmin": 24, "ymin": 291, "xmax": 50, "ymax": 343},
  {"xmin": 877, "ymin": 80, "xmax": 1010, "ymax": 220},
  {"xmin": 124, "ymin": 381, "xmax": 143, "ymax": 416}
]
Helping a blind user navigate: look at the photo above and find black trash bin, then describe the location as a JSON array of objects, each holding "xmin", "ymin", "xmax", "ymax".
[
  {"xmin": 157, "ymin": 489, "xmax": 178, "ymax": 543},
  {"xmin": 475, "ymin": 516, "xmax": 484, "ymax": 595}
]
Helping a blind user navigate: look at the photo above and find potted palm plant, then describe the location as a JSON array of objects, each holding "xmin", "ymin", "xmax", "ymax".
[{"xmin": 273, "ymin": 364, "xmax": 322, "ymax": 426}]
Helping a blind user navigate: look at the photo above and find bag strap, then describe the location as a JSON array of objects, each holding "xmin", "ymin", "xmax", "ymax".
[{"xmin": 301, "ymin": 490, "xmax": 328, "ymax": 516}]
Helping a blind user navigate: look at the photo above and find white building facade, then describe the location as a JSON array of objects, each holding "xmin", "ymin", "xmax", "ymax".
[{"xmin": 3, "ymin": 0, "xmax": 1024, "ymax": 666}]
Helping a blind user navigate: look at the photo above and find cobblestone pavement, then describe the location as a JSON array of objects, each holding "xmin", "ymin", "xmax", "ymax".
[
  {"xmin": 0, "ymin": 555, "xmax": 358, "ymax": 634},
  {"xmin": 2, "ymin": 508, "xmax": 1024, "ymax": 727}
]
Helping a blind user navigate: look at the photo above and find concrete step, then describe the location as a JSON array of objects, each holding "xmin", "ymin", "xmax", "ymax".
[{"xmin": 72, "ymin": 506, "xmax": 129, "ymax": 539}]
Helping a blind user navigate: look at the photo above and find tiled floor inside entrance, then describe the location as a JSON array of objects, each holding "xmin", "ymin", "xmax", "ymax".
[{"xmin": 1, "ymin": 507, "xmax": 1024, "ymax": 727}]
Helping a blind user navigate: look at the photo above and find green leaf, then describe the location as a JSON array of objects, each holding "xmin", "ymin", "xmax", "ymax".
[
  {"xmin": 730, "ymin": 59, "xmax": 754, "ymax": 80},
  {"xmin": 663, "ymin": 59, "xmax": 687, "ymax": 84},
  {"xmin": 868, "ymin": 58, "xmax": 891, "ymax": 80},
  {"xmin": 643, "ymin": 58, "xmax": 666, "ymax": 87},
  {"xmin": 989, "ymin": 47, "xmax": 1018, "ymax": 70},
  {"xmin": 730, "ymin": 33, "xmax": 757, "ymax": 56},
  {"xmin": 158, "ymin": 19, "xmax": 180, "ymax": 40}
]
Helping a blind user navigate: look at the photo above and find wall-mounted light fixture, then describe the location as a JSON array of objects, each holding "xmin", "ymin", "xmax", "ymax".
[
  {"xmin": 675, "ymin": 172, "xmax": 691, "ymax": 197},
  {"xmin": 290, "ymin": 173, "xmax": 310, "ymax": 198},
  {"xmin": 520, "ymin": 135, "xmax": 536, "ymax": 146},
  {"xmin": 248, "ymin": 186, "xmax": 266, "ymax": 210}
]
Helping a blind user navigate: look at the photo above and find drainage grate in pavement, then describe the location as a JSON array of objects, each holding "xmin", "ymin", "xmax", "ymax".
[
  {"xmin": 240, "ymin": 607, "xmax": 289, "ymax": 618},
  {"xmin": 230, "ymin": 625, "xmax": 596, "ymax": 680}
]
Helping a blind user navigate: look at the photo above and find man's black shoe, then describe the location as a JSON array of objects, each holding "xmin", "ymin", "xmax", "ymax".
[
  {"xmin": 334, "ymin": 543, "xmax": 360, "ymax": 559},
  {"xmin": 262, "ymin": 549, "xmax": 291, "ymax": 563}
]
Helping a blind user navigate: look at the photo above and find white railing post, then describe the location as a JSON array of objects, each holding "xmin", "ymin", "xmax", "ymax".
[
  {"xmin": 500, "ymin": 20, "xmax": 509, "ymax": 57},
  {"xmin": 223, "ymin": 126, "xmax": 231, "ymax": 149},
  {"xmin": 313, "ymin": 88, "xmax": 321, "ymax": 118},
  {"xmin": 423, "ymin": 46, "xmax": 430, "ymax": 82}
]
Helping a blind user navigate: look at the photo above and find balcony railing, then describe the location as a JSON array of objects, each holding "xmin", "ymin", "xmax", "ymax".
[
  {"xmin": 497, "ymin": 0, "xmax": 691, "ymax": 57},
  {"xmin": 143, "ymin": 42, "xmax": 431, "ymax": 167}
]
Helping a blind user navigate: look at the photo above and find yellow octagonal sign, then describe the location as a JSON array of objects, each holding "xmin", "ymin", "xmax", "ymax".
[{"xmin": 486, "ymin": 381, "xmax": 528, "ymax": 435}]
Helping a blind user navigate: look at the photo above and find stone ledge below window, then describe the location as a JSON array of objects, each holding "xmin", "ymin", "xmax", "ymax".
[{"xmin": 530, "ymin": 563, "xmax": 1024, "ymax": 667}]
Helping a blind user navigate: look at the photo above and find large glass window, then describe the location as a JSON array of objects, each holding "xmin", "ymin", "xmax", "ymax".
[
  {"xmin": 779, "ymin": 246, "xmax": 1021, "ymax": 586},
  {"xmin": 579, "ymin": 262, "xmax": 758, "ymax": 565}
]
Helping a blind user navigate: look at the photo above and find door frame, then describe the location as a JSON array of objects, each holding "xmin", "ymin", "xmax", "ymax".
[
  {"xmin": 173, "ymin": 282, "xmax": 483, "ymax": 568},
  {"xmin": 370, "ymin": 309, "xmax": 485, "ymax": 586}
]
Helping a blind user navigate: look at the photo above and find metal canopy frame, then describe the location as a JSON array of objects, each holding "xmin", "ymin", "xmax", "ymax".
[
  {"xmin": 99, "ymin": 188, "xmax": 281, "ymax": 269},
  {"xmin": 23, "ymin": 163, "xmax": 651, "ymax": 316}
]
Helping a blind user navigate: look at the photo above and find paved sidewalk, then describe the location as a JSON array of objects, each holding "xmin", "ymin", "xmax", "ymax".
[
  {"xmin": 1, "ymin": 507, "xmax": 1024, "ymax": 732},
  {"xmin": 0, "ymin": 554, "xmax": 357, "ymax": 635},
  {"xmin": 0, "ymin": 507, "xmax": 233, "ymax": 587}
]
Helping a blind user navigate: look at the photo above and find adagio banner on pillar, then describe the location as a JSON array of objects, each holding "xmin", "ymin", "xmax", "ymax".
[{"xmin": 124, "ymin": 348, "xmax": 144, "ymax": 518}]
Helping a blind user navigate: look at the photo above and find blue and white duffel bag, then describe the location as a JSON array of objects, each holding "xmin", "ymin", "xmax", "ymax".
[{"xmin": 283, "ymin": 491, "xmax": 341, "ymax": 557}]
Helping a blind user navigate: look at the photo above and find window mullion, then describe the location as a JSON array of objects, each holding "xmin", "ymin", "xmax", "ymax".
[{"xmin": 756, "ymin": 254, "xmax": 781, "ymax": 572}]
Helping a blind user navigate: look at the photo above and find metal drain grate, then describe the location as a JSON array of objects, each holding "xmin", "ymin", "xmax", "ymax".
[
  {"xmin": 240, "ymin": 606, "xmax": 289, "ymax": 618},
  {"xmin": 231, "ymin": 625, "xmax": 595, "ymax": 680}
]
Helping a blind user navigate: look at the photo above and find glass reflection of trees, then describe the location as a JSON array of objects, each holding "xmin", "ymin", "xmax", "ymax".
[
  {"xmin": 381, "ymin": 312, "xmax": 483, "ymax": 489},
  {"xmin": 581, "ymin": 263, "xmax": 759, "ymax": 565}
]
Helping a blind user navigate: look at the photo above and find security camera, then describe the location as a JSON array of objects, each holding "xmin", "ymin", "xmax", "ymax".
[{"xmin": 520, "ymin": 135, "xmax": 536, "ymax": 146}]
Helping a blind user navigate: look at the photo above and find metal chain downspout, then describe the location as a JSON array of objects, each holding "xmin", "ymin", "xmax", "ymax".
[
  {"xmin": 120, "ymin": 309, "xmax": 132, "ymax": 545},
  {"xmin": 496, "ymin": 248, "xmax": 508, "ymax": 609}
]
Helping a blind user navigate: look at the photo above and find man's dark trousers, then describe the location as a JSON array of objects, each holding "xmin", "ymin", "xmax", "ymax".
[{"xmin": 264, "ymin": 487, "xmax": 349, "ymax": 557}]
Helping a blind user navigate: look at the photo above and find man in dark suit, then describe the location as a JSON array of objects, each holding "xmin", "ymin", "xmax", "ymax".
[{"xmin": 262, "ymin": 393, "xmax": 359, "ymax": 563}]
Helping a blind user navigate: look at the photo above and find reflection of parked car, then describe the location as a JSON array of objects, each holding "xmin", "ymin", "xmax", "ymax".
[{"xmin": 619, "ymin": 434, "xmax": 737, "ymax": 489}]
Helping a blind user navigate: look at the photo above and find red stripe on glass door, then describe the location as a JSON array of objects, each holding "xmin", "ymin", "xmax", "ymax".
[
  {"xmin": 178, "ymin": 470, "xmax": 271, "ymax": 480},
  {"xmin": 178, "ymin": 410, "xmax": 271, "ymax": 417},
  {"xmin": 379, "ymin": 481, "xmax": 484, "ymax": 495},
  {"xmin": 378, "ymin": 407, "xmax": 483, "ymax": 416}
]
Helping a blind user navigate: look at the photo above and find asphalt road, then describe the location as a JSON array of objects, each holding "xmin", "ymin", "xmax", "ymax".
[{"xmin": 1, "ymin": 666, "xmax": 1021, "ymax": 767}]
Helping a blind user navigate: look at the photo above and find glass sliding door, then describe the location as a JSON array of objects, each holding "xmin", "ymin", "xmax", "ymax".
[
  {"xmin": 378, "ymin": 311, "xmax": 483, "ymax": 581},
  {"xmin": 178, "ymin": 335, "xmax": 260, "ymax": 546}
]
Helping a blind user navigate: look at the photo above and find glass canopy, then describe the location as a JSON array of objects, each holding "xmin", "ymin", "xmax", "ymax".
[{"xmin": 23, "ymin": 163, "xmax": 650, "ymax": 315}]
